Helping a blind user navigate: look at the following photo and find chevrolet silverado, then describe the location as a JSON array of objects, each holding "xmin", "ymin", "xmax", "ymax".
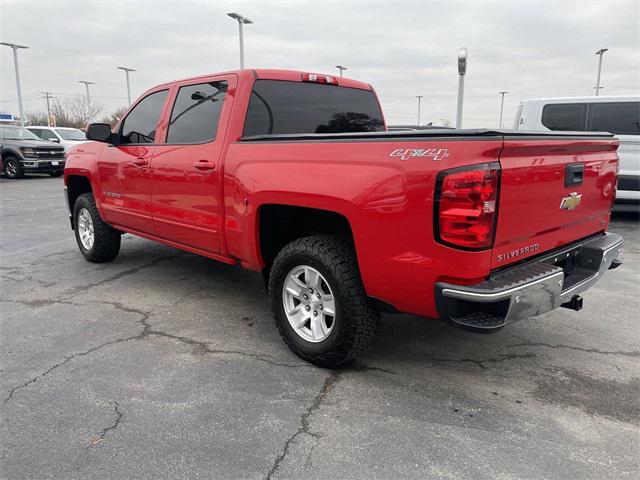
[{"xmin": 63, "ymin": 69, "xmax": 623, "ymax": 367}]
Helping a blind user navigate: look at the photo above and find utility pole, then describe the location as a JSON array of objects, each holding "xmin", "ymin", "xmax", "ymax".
[
  {"xmin": 498, "ymin": 91, "xmax": 507, "ymax": 128},
  {"xmin": 227, "ymin": 13, "xmax": 253, "ymax": 69},
  {"xmin": 336, "ymin": 65, "xmax": 347, "ymax": 77},
  {"xmin": 415, "ymin": 95, "xmax": 423, "ymax": 126},
  {"xmin": 117, "ymin": 66, "xmax": 136, "ymax": 105},
  {"xmin": 594, "ymin": 48, "xmax": 608, "ymax": 96},
  {"xmin": 78, "ymin": 80, "xmax": 95, "ymax": 104},
  {"xmin": 1, "ymin": 42, "xmax": 29, "ymax": 126},
  {"xmin": 42, "ymin": 91, "xmax": 54, "ymax": 126},
  {"xmin": 456, "ymin": 47, "xmax": 467, "ymax": 129}
]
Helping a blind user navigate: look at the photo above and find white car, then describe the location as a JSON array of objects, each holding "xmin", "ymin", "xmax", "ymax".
[
  {"xmin": 513, "ymin": 95, "xmax": 639, "ymax": 211},
  {"xmin": 27, "ymin": 126, "xmax": 88, "ymax": 153}
]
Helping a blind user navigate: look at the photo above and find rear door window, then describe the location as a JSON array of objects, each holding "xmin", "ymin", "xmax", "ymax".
[
  {"xmin": 166, "ymin": 81, "xmax": 228, "ymax": 144},
  {"xmin": 587, "ymin": 102, "xmax": 640, "ymax": 136},
  {"xmin": 40, "ymin": 129, "xmax": 59, "ymax": 141},
  {"xmin": 541, "ymin": 103, "xmax": 587, "ymax": 131},
  {"xmin": 243, "ymin": 80, "xmax": 384, "ymax": 136},
  {"xmin": 119, "ymin": 90, "xmax": 168, "ymax": 144}
]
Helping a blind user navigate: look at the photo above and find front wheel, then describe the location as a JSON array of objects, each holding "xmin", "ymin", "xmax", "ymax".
[
  {"xmin": 49, "ymin": 171, "xmax": 64, "ymax": 177},
  {"xmin": 73, "ymin": 193, "xmax": 121, "ymax": 263},
  {"xmin": 3, "ymin": 157, "xmax": 24, "ymax": 179},
  {"xmin": 269, "ymin": 235, "xmax": 379, "ymax": 368}
]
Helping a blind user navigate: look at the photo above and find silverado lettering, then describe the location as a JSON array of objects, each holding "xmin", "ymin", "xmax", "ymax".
[{"xmin": 63, "ymin": 69, "xmax": 623, "ymax": 367}]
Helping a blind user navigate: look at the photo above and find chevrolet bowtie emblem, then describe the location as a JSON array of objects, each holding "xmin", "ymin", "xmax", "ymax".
[{"xmin": 560, "ymin": 192, "xmax": 582, "ymax": 211}]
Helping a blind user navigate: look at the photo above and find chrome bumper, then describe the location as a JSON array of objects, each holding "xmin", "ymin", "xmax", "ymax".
[{"xmin": 435, "ymin": 232, "xmax": 624, "ymax": 332}]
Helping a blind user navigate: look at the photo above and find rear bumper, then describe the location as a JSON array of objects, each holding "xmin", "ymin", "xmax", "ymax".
[{"xmin": 435, "ymin": 232, "xmax": 624, "ymax": 332}]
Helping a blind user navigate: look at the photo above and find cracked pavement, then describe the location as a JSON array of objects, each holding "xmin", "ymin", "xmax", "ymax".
[{"xmin": 1, "ymin": 176, "xmax": 639, "ymax": 479}]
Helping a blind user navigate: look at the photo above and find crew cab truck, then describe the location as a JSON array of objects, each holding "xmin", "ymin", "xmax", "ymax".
[{"xmin": 64, "ymin": 69, "xmax": 623, "ymax": 367}]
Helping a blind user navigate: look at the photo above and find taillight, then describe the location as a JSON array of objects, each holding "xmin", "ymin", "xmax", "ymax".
[
  {"xmin": 435, "ymin": 162, "xmax": 500, "ymax": 250},
  {"xmin": 302, "ymin": 73, "xmax": 338, "ymax": 85}
]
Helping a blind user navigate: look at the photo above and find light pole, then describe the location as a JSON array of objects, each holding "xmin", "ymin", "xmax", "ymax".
[
  {"xmin": 336, "ymin": 65, "xmax": 347, "ymax": 77},
  {"xmin": 456, "ymin": 47, "xmax": 467, "ymax": 129},
  {"xmin": 1, "ymin": 42, "xmax": 29, "ymax": 126},
  {"xmin": 117, "ymin": 66, "xmax": 136, "ymax": 105},
  {"xmin": 78, "ymin": 80, "xmax": 95, "ymax": 104},
  {"xmin": 227, "ymin": 12, "xmax": 253, "ymax": 69},
  {"xmin": 498, "ymin": 91, "xmax": 508, "ymax": 128},
  {"xmin": 415, "ymin": 95, "xmax": 423, "ymax": 126},
  {"xmin": 42, "ymin": 91, "xmax": 54, "ymax": 126},
  {"xmin": 594, "ymin": 48, "xmax": 608, "ymax": 96}
]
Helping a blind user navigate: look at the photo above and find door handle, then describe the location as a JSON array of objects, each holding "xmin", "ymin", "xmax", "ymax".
[
  {"xmin": 194, "ymin": 160, "xmax": 216, "ymax": 171},
  {"xmin": 132, "ymin": 158, "xmax": 149, "ymax": 167}
]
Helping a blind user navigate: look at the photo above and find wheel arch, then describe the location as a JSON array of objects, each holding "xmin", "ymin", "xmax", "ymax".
[
  {"xmin": 257, "ymin": 203, "xmax": 356, "ymax": 270},
  {"xmin": 66, "ymin": 175, "xmax": 93, "ymax": 223}
]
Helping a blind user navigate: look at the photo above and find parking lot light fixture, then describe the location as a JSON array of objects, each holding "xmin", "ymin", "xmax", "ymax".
[
  {"xmin": 498, "ymin": 91, "xmax": 508, "ymax": 128},
  {"xmin": 227, "ymin": 12, "xmax": 253, "ymax": 69},
  {"xmin": 78, "ymin": 80, "xmax": 95, "ymax": 104},
  {"xmin": 1, "ymin": 42, "xmax": 29, "ymax": 126},
  {"xmin": 336, "ymin": 65, "xmax": 347, "ymax": 77},
  {"xmin": 415, "ymin": 95, "xmax": 423, "ymax": 126},
  {"xmin": 117, "ymin": 66, "xmax": 136, "ymax": 105},
  {"xmin": 456, "ymin": 47, "xmax": 467, "ymax": 129},
  {"xmin": 594, "ymin": 48, "xmax": 608, "ymax": 96}
]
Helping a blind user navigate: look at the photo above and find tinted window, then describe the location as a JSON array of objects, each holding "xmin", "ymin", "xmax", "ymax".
[
  {"xmin": 588, "ymin": 102, "xmax": 640, "ymax": 136},
  {"xmin": 120, "ymin": 90, "xmax": 168, "ymax": 144},
  {"xmin": 166, "ymin": 81, "xmax": 227, "ymax": 144},
  {"xmin": 40, "ymin": 129, "xmax": 58, "ymax": 141},
  {"xmin": 28, "ymin": 128, "xmax": 43, "ymax": 138},
  {"xmin": 541, "ymin": 103, "xmax": 586, "ymax": 131},
  {"xmin": 243, "ymin": 80, "xmax": 384, "ymax": 136}
]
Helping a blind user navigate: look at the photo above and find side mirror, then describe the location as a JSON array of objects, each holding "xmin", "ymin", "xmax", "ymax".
[
  {"xmin": 86, "ymin": 123, "xmax": 114, "ymax": 143},
  {"xmin": 49, "ymin": 137, "xmax": 60, "ymax": 143}
]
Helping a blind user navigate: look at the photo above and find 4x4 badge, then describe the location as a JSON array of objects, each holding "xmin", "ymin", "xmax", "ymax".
[
  {"xmin": 560, "ymin": 192, "xmax": 582, "ymax": 211},
  {"xmin": 389, "ymin": 148, "xmax": 449, "ymax": 161}
]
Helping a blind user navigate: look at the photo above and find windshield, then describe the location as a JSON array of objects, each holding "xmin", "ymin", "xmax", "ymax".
[
  {"xmin": 55, "ymin": 128, "xmax": 86, "ymax": 141},
  {"xmin": 0, "ymin": 125, "xmax": 41, "ymax": 141}
]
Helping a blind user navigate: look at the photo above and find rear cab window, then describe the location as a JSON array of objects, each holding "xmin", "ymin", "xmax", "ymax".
[{"xmin": 243, "ymin": 80, "xmax": 385, "ymax": 136}]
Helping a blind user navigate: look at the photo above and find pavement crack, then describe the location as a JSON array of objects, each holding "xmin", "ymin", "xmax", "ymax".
[
  {"xmin": 3, "ymin": 306, "xmax": 151, "ymax": 405},
  {"xmin": 146, "ymin": 329, "xmax": 312, "ymax": 368},
  {"xmin": 60, "ymin": 254, "xmax": 182, "ymax": 299},
  {"xmin": 266, "ymin": 372, "xmax": 340, "ymax": 480},
  {"xmin": 91, "ymin": 401, "xmax": 123, "ymax": 445},
  {"xmin": 427, "ymin": 352, "xmax": 536, "ymax": 369},
  {"xmin": 507, "ymin": 339, "xmax": 640, "ymax": 358}
]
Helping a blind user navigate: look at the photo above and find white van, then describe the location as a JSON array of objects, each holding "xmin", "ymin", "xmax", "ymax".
[{"xmin": 514, "ymin": 96, "xmax": 639, "ymax": 211}]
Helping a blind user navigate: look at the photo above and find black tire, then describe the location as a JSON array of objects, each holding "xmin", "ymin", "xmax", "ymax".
[
  {"xmin": 3, "ymin": 156, "xmax": 24, "ymax": 179},
  {"xmin": 269, "ymin": 235, "xmax": 379, "ymax": 368},
  {"xmin": 73, "ymin": 193, "xmax": 121, "ymax": 263},
  {"xmin": 49, "ymin": 171, "xmax": 64, "ymax": 177}
]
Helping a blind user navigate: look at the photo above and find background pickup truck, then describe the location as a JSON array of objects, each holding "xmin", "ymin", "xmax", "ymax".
[{"xmin": 64, "ymin": 69, "xmax": 623, "ymax": 367}]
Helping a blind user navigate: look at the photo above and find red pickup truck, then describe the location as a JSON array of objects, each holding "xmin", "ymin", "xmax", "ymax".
[{"xmin": 64, "ymin": 69, "xmax": 623, "ymax": 367}]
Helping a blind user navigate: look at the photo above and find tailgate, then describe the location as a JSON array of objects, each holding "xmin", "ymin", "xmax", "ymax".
[{"xmin": 492, "ymin": 136, "xmax": 618, "ymax": 269}]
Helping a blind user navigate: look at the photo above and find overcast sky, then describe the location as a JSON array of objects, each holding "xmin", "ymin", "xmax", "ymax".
[{"xmin": 1, "ymin": 0, "xmax": 638, "ymax": 127}]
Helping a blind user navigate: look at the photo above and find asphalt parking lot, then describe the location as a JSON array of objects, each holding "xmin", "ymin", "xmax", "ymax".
[{"xmin": 1, "ymin": 175, "xmax": 639, "ymax": 479}]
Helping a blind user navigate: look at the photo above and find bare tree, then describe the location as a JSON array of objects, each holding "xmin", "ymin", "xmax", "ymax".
[
  {"xmin": 25, "ymin": 111, "xmax": 49, "ymax": 126},
  {"xmin": 100, "ymin": 107, "xmax": 128, "ymax": 127},
  {"xmin": 51, "ymin": 95, "xmax": 103, "ymax": 128}
]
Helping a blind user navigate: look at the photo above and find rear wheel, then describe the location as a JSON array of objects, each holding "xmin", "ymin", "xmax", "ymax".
[
  {"xmin": 269, "ymin": 235, "xmax": 379, "ymax": 368},
  {"xmin": 3, "ymin": 157, "xmax": 24, "ymax": 179},
  {"xmin": 73, "ymin": 193, "xmax": 121, "ymax": 262}
]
